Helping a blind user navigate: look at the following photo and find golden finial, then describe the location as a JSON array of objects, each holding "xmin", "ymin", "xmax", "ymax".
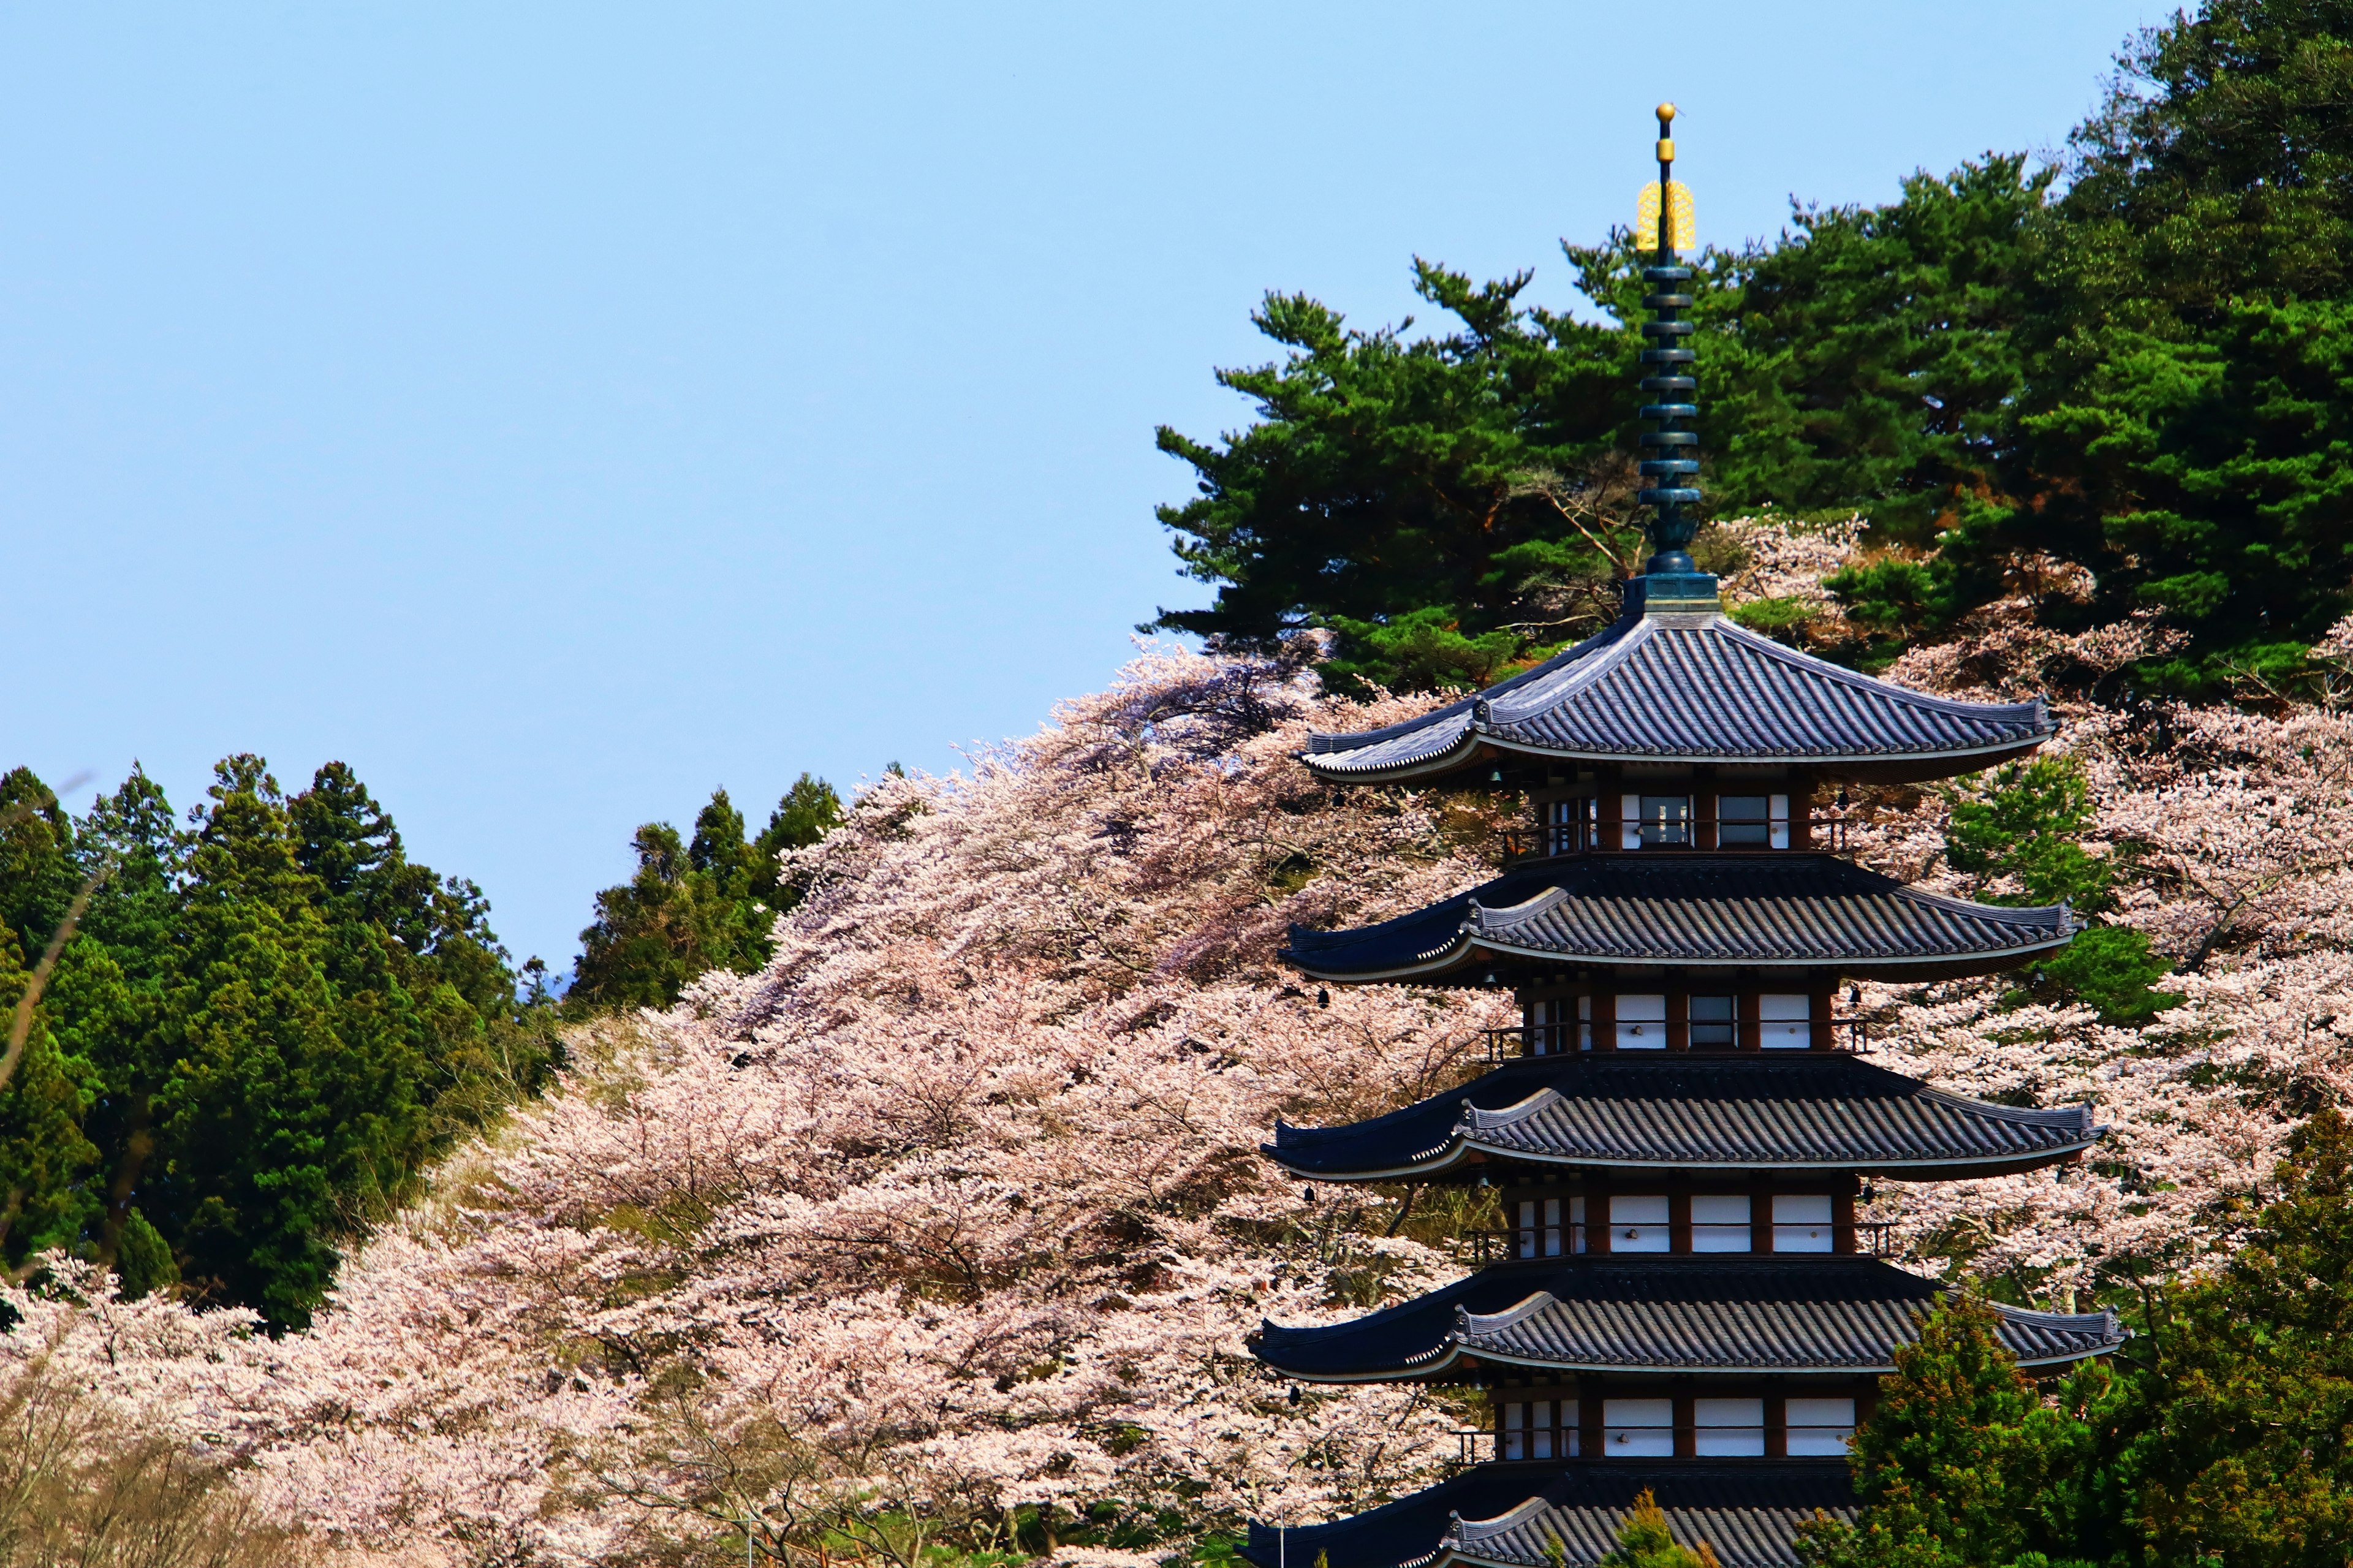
[{"xmin": 1637, "ymin": 104, "xmax": 1694, "ymax": 254}]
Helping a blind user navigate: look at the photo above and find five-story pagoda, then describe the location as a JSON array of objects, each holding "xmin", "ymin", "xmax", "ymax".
[{"xmin": 1240, "ymin": 108, "xmax": 2123, "ymax": 1568}]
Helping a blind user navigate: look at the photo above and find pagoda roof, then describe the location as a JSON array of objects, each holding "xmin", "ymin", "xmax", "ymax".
[
  {"xmin": 1241, "ymin": 1462, "xmax": 1857, "ymax": 1568},
  {"xmin": 1252, "ymin": 1258, "xmax": 2122, "ymax": 1382},
  {"xmin": 1281, "ymin": 855, "xmax": 2072, "ymax": 984},
  {"xmin": 1267, "ymin": 1054, "xmax": 2100, "ymax": 1182},
  {"xmin": 1301, "ymin": 597, "xmax": 2052, "ymax": 788}
]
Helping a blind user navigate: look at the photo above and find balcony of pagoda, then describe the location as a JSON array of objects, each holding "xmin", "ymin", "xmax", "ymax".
[
  {"xmin": 1496, "ymin": 798, "xmax": 1857, "ymax": 863},
  {"xmin": 1481, "ymin": 1002, "xmax": 1872, "ymax": 1062},
  {"xmin": 1460, "ymin": 1214, "xmax": 1903, "ymax": 1264},
  {"xmin": 1452, "ymin": 1387, "xmax": 1876, "ymax": 1464}
]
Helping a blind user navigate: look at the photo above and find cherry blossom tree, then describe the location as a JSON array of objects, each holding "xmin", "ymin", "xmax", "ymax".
[{"xmin": 13, "ymin": 521, "xmax": 2353, "ymax": 1566}]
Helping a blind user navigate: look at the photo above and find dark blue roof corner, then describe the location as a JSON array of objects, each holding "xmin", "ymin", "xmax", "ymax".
[
  {"xmin": 1278, "ymin": 857, "xmax": 2074, "ymax": 985},
  {"xmin": 1260, "ymin": 1055, "xmax": 2102, "ymax": 1182},
  {"xmin": 1299, "ymin": 604, "xmax": 2053, "ymax": 787},
  {"xmin": 1241, "ymin": 1463, "xmax": 1859, "ymax": 1568}
]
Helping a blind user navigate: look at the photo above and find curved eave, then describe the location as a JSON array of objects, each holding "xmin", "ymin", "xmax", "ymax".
[
  {"xmin": 1282, "ymin": 928, "xmax": 2076, "ymax": 987},
  {"xmin": 1446, "ymin": 1337, "xmax": 2118, "ymax": 1379},
  {"xmin": 1301, "ymin": 729, "xmax": 2055, "ymax": 790},
  {"xmin": 1259, "ymin": 1132, "xmax": 2104, "ymax": 1185}
]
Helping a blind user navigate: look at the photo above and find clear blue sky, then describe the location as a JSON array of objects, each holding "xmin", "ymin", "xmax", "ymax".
[{"xmin": 1, "ymin": 1, "xmax": 2170, "ymax": 970}]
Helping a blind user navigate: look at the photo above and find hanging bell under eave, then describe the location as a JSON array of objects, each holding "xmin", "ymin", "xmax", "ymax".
[{"xmin": 1635, "ymin": 179, "xmax": 1697, "ymax": 253}]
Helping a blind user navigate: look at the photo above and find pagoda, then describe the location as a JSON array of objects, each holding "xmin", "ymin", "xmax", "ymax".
[{"xmin": 1240, "ymin": 108, "xmax": 2123, "ymax": 1568}]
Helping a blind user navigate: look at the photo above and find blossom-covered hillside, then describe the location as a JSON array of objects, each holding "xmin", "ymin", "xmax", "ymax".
[{"xmin": 10, "ymin": 522, "xmax": 2353, "ymax": 1567}]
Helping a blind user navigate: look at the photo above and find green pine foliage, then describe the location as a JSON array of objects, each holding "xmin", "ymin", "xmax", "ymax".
[
  {"xmin": 1597, "ymin": 1492, "xmax": 1719, "ymax": 1568},
  {"xmin": 1803, "ymin": 1112, "xmax": 2353, "ymax": 1567},
  {"xmin": 1147, "ymin": 263, "xmax": 1650, "ymax": 694},
  {"xmin": 1797, "ymin": 1295, "xmax": 2108, "ymax": 1568},
  {"xmin": 2087, "ymin": 1107, "xmax": 2353, "ymax": 1566},
  {"xmin": 1941, "ymin": 757, "xmax": 2179, "ymax": 1024},
  {"xmin": 569, "ymin": 776, "xmax": 842, "ymax": 1013},
  {"xmin": 0, "ymin": 759, "xmax": 558, "ymax": 1329},
  {"xmin": 1153, "ymin": 1, "xmax": 2353, "ymax": 697}
]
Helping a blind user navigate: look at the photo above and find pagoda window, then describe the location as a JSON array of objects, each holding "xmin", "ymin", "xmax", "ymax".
[
  {"xmin": 1609, "ymin": 1194, "xmax": 1671, "ymax": 1251},
  {"xmin": 1717, "ymin": 793, "xmax": 1790, "ymax": 849},
  {"xmin": 1603, "ymin": 1398, "xmax": 1675, "ymax": 1456},
  {"xmin": 1785, "ymin": 1397, "xmax": 1857, "ymax": 1455},
  {"xmin": 1527, "ymin": 998, "xmax": 1576, "ymax": 1055},
  {"xmin": 1690, "ymin": 1193, "xmax": 1752, "ymax": 1252},
  {"xmin": 1771, "ymin": 1194, "xmax": 1835, "ymax": 1252},
  {"xmin": 1515, "ymin": 1196, "xmax": 1585, "ymax": 1257},
  {"xmin": 1615, "ymin": 993, "xmax": 1667, "ymax": 1048},
  {"xmin": 1621, "ymin": 793, "xmax": 1692, "ymax": 848},
  {"xmin": 1694, "ymin": 1397, "xmax": 1766, "ymax": 1456},
  {"xmin": 1688, "ymin": 994, "xmax": 1737, "ymax": 1048},
  {"xmin": 1760, "ymin": 993, "xmax": 1813, "ymax": 1048},
  {"xmin": 1542, "ymin": 797, "xmax": 1597, "ymax": 855},
  {"xmin": 1501, "ymin": 1398, "xmax": 1579, "ymax": 1459}
]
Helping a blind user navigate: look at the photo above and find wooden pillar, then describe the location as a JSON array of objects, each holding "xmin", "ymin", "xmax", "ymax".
[
  {"xmin": 1670, "ymin": 1190, "xmax": 1692, "ymax": 1254},
  {"xmin": 1667, "ymin": 990, "xmax": 1690, "ymax": 1052},
  {"xmin": 1765, "ymin": 1394, "xmax": 1788, "ymax": 1458},
  {"xmin": 1594, "ymin": 991, "xmax": 1617, "ymax": 1053},
  {"xmin": 1673, "ymin": 1393, "xmax": 1696, "ymax": 1459},
  {"xmin": 1835, "ymin": 1188, "xmax": 1858, "ymax": 1255},
  {"xmin": 1580, "ymin": 1383, "xmax": 1604, "ymax": 1458},
  {"xmin": 1809, "ymin": 984, "xmax": 1836, "ymax": 1050},
  {"xmin": 1738, "ymin": 989, "xmax": 1762, "ymax": 1052}
]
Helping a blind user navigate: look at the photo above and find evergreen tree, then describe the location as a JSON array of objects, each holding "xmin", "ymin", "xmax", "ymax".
[
  {"xmin": 1596, "ymin": 1491, "xmax": 1719, "ymax": 1568},
  {"xmin": 749, "ymin": 773, "xmax": 843, "ymax": 911},
  {"xmin": 1797, "ymin": 1295, "xmax": 2104, "ymax": 1568},
  {"xmin": 1149, "ymin": 3, "xmax": 2353, "ymax": 696},
  {"xmin": 0, "ymin": 757, "xmax": 554, "ymax": 1327},
  {"xmin": 570, "ymin": 778, "xmax": 841, "ymax": 1013},
  {"xmin": 2092, "ymin": 1108, "xmax": 2353, "ymax": 1566},
  {"xmin": 1942, "ymin": 757, "xmax": 2179, "ymax": 1023},
  {"xmin": 1146, "ymin": 262, "xmax": 1648, "ymax": 692}
]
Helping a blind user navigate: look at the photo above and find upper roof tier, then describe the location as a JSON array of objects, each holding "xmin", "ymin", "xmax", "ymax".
[
  {"xmin": 1281, "ymin": 855, "xmax": 2073, "ymax": 985},
  {"xmin": 1266, "ymin": 1053, "xmax": 2101, "ymax": 1183},
  {"xmin": 1252, "ymin": 1257, "xmax": 2123, "ymax": 1383},
  {"xmin": 1302, "ymin": 578, "xmax": 2053, "ymax": 789},
  {"xmin": 1241, "ymin": 1462, "xmax": 1857, "ymax": 1568}
]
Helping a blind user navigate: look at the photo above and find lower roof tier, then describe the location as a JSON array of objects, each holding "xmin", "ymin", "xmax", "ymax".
[
  {"xmin": 1267, "ymin": 1053, "xmax": 2101, "ymax": 1182},
  {"xmin": 1252, "ymin": 1257, "xmax": 2121, "ymax": 1382},
  {"xmin": 1242, "ymin": 1461, "xmax": 1857, "ymax": 1568},
  {"xmin": 1281, "ymin": 855, "xmax": 2071, "ymax": 985}
]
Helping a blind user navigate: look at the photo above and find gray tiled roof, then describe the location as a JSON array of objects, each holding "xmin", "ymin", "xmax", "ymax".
[
  {"xmin": 1456, "ymin": 1275, "xmax": 2123, "ymax": 1373},
  {"xmin": 1302, "ymin": 604, "xmax": 2051, "ymax": 786},
  {"xmin": 1267, "ymin": 1055, "xmax": 2100, "ymax": 1181},
  {"xmin": 1281, "ymin": 856, "xmax": 2072, "ymax": 983},
  {"xmin": 1241, "ymin": 1464, "xmax": 1855, "ymax": 1568},
  {"xmin": 1252, "ymin": 1259, "xmax": 2123, "ymax": 1381},
  {"xmin": 1447, "ymin": 1471, "xmax": 1858, "ymax": 1568}
]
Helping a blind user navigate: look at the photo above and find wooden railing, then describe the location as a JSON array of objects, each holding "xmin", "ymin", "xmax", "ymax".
[
  {"xmin": 1476, "ymin": 1017, "xmax": 1874, "ymax": 1060},
  {"xmin": 1496, "ymin": 812, "xmax": 1860, "ymax": 862},
  {"xmin": 1458, "ymin": 1221, "xmax": 1898, "ymax": 1260}
]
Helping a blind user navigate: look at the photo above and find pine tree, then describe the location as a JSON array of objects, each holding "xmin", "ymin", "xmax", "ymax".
[
  {"xmin": 570, "ymin": 779, "xmax": 841, "ymax": 1013},
  {"xmin": 1796, "ymin": 1295, "xmax": 2101, "ymax": 1568},
  {"xmin": 1942, "ymin": 756, "xmax": 2179, "ymax": 1023},
  {"xmin": 2096, "ymin": 1108, "xmax": 2353, "ymax": 1566},
  {"xmin": 0, "ymin": 757, "xmax": 553, "ymax": 1326},
  {"xmin": 1599, "ymin": 1491, "xmax": 1719, "ymax": 1568}
]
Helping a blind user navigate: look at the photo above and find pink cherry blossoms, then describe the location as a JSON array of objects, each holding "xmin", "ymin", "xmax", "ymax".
[{"xmin": 9, "ymin": 519, "xmax": 2353, "ymax": 1565}]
